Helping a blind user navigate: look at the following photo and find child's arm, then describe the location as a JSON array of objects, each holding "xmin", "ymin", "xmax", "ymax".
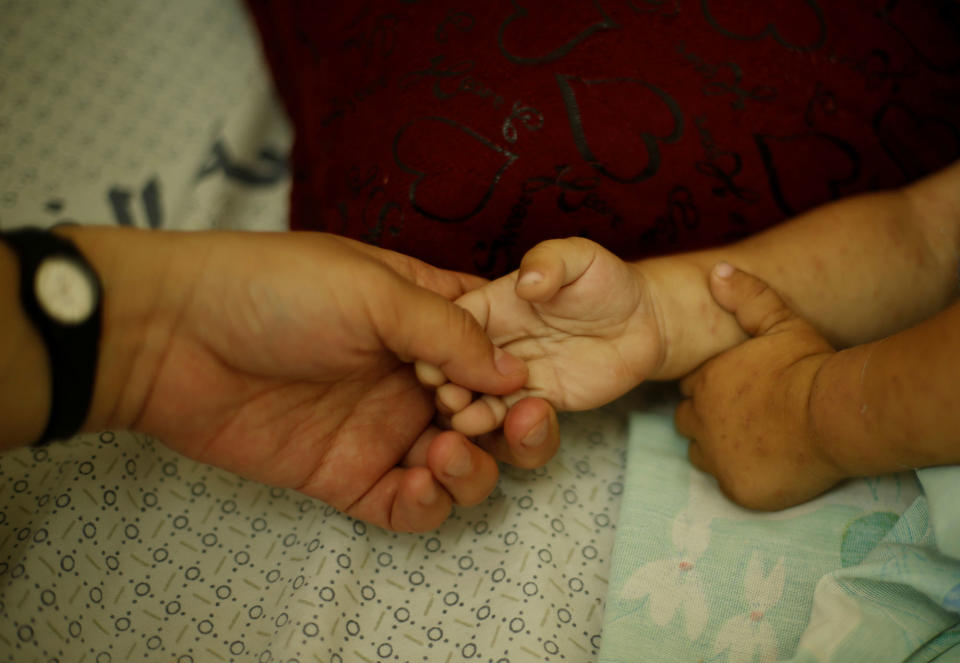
[
  {"xmin": 419, "ymin": 160, "xmax": 959, "ymax": 436},
  {"xmin": 647, "ymin": 159, "xmax": 960, "ymax": 379},
  {"xmin": 676, "ymin": 263, "xmax": 960, "ymax": 510}
]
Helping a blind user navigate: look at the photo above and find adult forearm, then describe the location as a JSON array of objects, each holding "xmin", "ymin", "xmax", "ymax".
[
  {"xmin": 645, "ymin": 160, "xmax": 960, "ymax": 379},
  {"xmin": 810, "ymin": 300, "xmax": 960, "ymax": 478},
  {"xmin": 0, "ymin": 241, "xmax": 51, "ymax": 449}
]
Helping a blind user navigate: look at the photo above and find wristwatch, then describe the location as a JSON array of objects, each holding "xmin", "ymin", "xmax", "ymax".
[{"xmin": 1, "ymin": 227, "xmax": 103, "ymax": 446}]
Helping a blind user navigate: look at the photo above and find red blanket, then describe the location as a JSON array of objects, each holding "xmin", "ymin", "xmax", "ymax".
[{"xmin": 248, "ymin": 0, "xmax": 960, "ymax": 276}]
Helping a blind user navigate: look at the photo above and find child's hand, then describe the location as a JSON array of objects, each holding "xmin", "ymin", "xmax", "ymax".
[
  {"xmin": 416, "ymin": 237, "xmax": 663, "ymax": 436},
  {"xmin": 674, "ymin": 263, "xmax": 843, "ymax": 510}
]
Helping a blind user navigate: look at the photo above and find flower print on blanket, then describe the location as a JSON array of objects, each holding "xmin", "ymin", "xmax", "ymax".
[
  {"xmin": 714, "ymin": 552, "xmax": 785, "ymax": 663},
  {"xmin": 600, "ymin": 414, "xmax": 925, "ymax": 663},
  {"xmin": 619, "ymin": 507, "xmax": 711, "ymax": 641}
]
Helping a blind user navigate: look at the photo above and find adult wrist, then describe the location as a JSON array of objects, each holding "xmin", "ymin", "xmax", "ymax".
[
  {"xmin": 0, "ymin": 240, "xmax": 51, "ymax": 449},
  {"xmin": 0, "ymin": 227, "xmax": 104, "ymax": 446},
  {"xmin": 54, "ymin": 226, "xmax": 193, "ymax": 434}
]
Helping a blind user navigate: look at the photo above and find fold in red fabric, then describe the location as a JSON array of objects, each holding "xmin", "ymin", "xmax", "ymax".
[{"xmin": 247, "ymin": 0, "xmax": 960, "ymax": 276}]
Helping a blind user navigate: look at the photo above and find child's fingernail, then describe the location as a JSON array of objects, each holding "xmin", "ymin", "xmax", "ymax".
[
  {"xmin": 495, "ymin": 347, "xmax": 525, "ymax": 377},
  {"xmin": 416, "ymin": 361, "xmax": 446, "ymax": 387},
  {"xmin": 444, "ymin": 445, "xmax": 473, "ymax": 478},
  {"xmin": 518, "ymin": 271, "xmax": 543, "ymax": 288},
  {"xmin": 714, "ymin": 261, "xmax": 734, "ymax": 279},
  {"xmin": 438, "ymin": 383, "xmax": 472, "ymax": 414},
  {"xmin": 521, "ymin": 419, "xmax": 548, "ymax": 448}
]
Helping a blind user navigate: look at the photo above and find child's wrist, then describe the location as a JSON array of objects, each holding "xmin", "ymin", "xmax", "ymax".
[{"xmin": 637, "ymin": 254, "xmax": 747, "ymax": 380}]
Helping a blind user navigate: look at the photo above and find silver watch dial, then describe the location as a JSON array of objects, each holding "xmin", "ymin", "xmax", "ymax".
[{"xmin": 34, "ymin": 255, "xmax": 98, "ymax": 325}]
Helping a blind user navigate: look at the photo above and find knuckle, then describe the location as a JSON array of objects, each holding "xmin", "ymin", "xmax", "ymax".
[
  {"xmin": 450, "ymin": 303, "xmax": 481, "ymax": 345},
  {"xmin": 757, "ymin": 306, "xmax": 792, "ymax": 332},
  {"xmin": 746, "ymin": 280, "xmax": 772, "ymax": 300}
]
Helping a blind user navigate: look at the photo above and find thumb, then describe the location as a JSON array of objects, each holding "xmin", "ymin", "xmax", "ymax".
[
  {"xmin": 709, "ymin": 262, "xmax": 806, "ymax": 338},
  {"xmin": 516, "ymin": 237, "xmax": 598, "ymax": 302},
  {"xmin": 376, "ymin": 279, "xmax": 528, "ymax": 395}
]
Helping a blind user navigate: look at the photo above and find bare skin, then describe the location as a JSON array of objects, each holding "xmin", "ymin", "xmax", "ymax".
[
  {"xmin": 677, "ymin": 263, "xmax": 960, "ymax": 509},
  {"xmin": 0, "ymin": 227, "xmax": 560, "ymax": 532},
  {"xmin": 416, "ymin": 237, "xmax": 661, "ymax": 437},
  {"xmin": 420, "ymin": 160, "xmax": 960, "ymax": 509}
]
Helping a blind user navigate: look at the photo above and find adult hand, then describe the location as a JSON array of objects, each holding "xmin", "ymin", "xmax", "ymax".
[
  {"xmin": 67, "ymin": 228, "xmax": 559, "ymax": 532},
  {"xmin": 674, "ymin": 263, "xmax": 843, "ymax": 510}
]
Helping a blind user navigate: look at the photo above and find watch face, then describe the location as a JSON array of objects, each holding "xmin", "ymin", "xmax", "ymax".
[{"xmin": 34, "ymin": 255, "xmax": 99, "ymax": 325}]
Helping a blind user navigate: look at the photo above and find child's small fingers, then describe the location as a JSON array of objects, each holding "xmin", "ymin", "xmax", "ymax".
[
  {"xmin": 415, "ymin": 360, "xmax": 447, "ymax": 388},
  {"xmin": 517, "ymin": 237, "xmax": 599, "ymax": 302},
  {"xmin": 450, "ymin": 395, "xmax": 508, "ymax": 437},
  {"xmin": 437, "ymin": 383, "xmax": 473, "ymax": 415}
]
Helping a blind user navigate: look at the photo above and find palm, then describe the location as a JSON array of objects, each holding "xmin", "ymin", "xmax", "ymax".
[
  {"xmin": 126, "ymin": 232, "xmax": 474, "ymax": 528},
  {"xmin": 139, "ymin": 335, "xmax": 436, "ymax": 520},
  {"xmin": 462, "ymin": 249, "xmax": 662, "ymax": 411}
]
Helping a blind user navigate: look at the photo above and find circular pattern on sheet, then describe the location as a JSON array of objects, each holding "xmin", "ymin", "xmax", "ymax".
[{"xmin": 0, "ymin": 405, "xmax": 630, "ymax": 662}]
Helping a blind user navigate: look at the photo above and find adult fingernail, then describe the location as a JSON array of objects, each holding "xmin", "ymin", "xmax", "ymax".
[
  {"xmin": 418, "ymin": 481, "xmax": 440, "ymax": 506},
  {"xmin": 521, "ymin": 419, "xmax": 548, "ymax": 448},
  {"xmin": 445, "ymin": 445, "xmax": 473, "ymax": 477},
  {"xmin": 714, "ymin": 261, "xmax": 734, "ymax": 279},
  {"xmin": 495, "ymin": 347, "xmax": 525, "ymax": 377}
]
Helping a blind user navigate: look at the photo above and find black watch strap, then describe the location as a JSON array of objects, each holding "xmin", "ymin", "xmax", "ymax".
[{"xmin": 1, "ymin": 228, "xmax": 103, "ymax": 447}]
